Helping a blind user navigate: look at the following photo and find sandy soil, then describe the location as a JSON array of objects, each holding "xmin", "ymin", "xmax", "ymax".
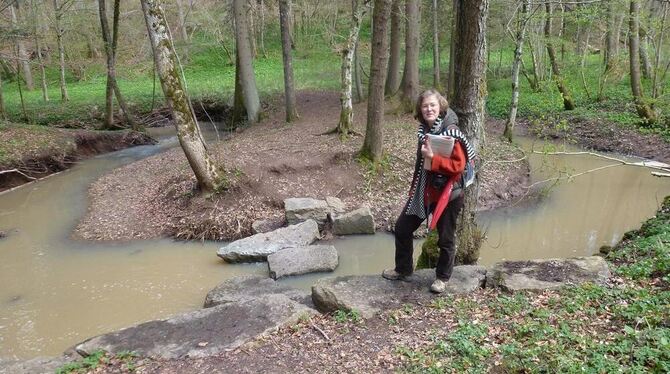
[{"xmin": 73, "ymin": 90, "xmax": 530, "ymax": 242}]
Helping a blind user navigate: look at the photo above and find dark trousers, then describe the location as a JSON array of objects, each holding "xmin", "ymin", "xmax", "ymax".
[{"xmin": 394, "ymin": 196, "xmax": 464, "ymax": 280}]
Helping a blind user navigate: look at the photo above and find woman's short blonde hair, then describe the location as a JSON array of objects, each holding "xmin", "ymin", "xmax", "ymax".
[{"xmin": 414, "ymin": 89, "xmax": 449, "ymax": 122}]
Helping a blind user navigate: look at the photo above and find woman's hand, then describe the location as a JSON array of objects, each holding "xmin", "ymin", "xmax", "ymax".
[{"xmin": 421, "ymin": 137, "xmax": 434, "ymax": 159}]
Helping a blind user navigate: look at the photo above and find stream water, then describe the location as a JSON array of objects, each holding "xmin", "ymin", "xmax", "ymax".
[{"xmin": 0, "ymin": 132, "xmax": 668, "ymax": 359}]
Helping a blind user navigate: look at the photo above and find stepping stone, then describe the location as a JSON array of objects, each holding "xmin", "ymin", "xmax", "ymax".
[
  {"xmin": 217, "ymin": 220, "xmax": 319, "ymax": 263},
  {"xmin": 312, "ymin": 266, "xmax": 486, "ymax": 318},
  {"xmin": 332, "ymin": 206, "xmax": 375, "ymax": 235},
  {"xmin": 204, "ymin": 275, "xmax": 312, "ymax": 308},
  {"xmin": 284, "ymin": 198, "xmax": 330, "ymax": 225},
  {"xmin": 267, "ymin": 245, "xmax": 339, "ymax": 280},
  {"xmin": 486, "ymin": 256, "xmax": 611, "ymax": 292},
  {"xmin": 75, "ymin": 294, "xmax": 316, "ymax": 360}
]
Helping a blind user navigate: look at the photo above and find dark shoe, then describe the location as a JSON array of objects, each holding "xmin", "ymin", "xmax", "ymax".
[
  {"xmin": 430, "ymin": 278, "xmax": 449, "ymax": 293},
  {"xmin": 382, "ymin": 268, "xmax": 412, "ymax": 282}
]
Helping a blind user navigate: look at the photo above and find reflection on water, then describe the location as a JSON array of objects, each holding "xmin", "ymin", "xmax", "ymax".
[{"xmin": 0, "ymin": 134, "xmax": 668, "ymax": 359}]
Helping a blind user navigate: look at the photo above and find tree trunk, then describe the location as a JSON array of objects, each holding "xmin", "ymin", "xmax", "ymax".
[
  {"xmin": 503, "ymin": 0, "xmax": 530, "ymax": 143},
  {"xmin": 639, "ymin": 26, "xmax": 652, "ymax": 79},
  {"xmin": 175, "ymin": 0, "xmax": 189, "ymax": 42},
  {"xmin": 99, "ymin": 0, "xmax": 136, "ymax": 129},
  {"xmin": 279, "ymin": 0, "xmax": 298, "ymax": 123},
  {"xmin": 52, "ymin": 0, "xmax": 69, "ymax": 101},
  {"xmin": 628, "ymin": 0, "xmax": 656, "ymax": 124},
  {"xmin": 545, "ymin": 1, "xmax": 575, "ymax": 111},
  {"xmin": 259, "ymin": 0, "xmax": 267, "ymax": 58},
  {"xmin": 0, "ymin": 75, "xmax": 5, "ymax": 120},
  {"xmin": 604, "ymin": 0, "xmax": 616, "ymax": 72},
  {"xmin": 337, "ymin": 0, "xmax": 369, "ymax": 138},
  {"xmin": 447, "ymin": 0, "xmax": 459, "ymax": 100},
  {"xmin": 233, "ymin": 0, "xmax": 261, "ymax": 124},
  {"xmin": 432, "ymin": 0, "xmax": 440, "ymax": 89},
  {"xmin": 10, "ymin": 3, "xmax": 34, "ymax": 91},
  {"xmin": 353, "ymin": 33, "xmax": 364, "ymax": 103},
  {"xmin": 249, "ymin": 1, "xmax": 257, "ymax": 59},
  {"xmin": 451, "ymin": 0, "xmax": 489, "ymax": 265},
  {"xmin": 398, "ymin": 0, "xmax": 420, "ymax": 112},
  {"xmin": 385, "ymin": 0, "xmax": 402, "ymax": 96},
  {"xmin": 31, "ymin": 0, "xmax": 48, "ymax": 102},
  {"xmin": 140, "ymin": 0, "xmax": 224, "ymax": 194},
  {"xmin": 651, "ymin": 2, "xmax": 667, "ymax": 99},
  {"xmin": 360, "ymin": 0, "xmax": 392, "ymax": 163}
]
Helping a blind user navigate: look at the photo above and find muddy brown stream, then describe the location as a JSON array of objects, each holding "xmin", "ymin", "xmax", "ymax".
[{"xmin": 0, "ymin": 133, "xmax": 668, "ymax": 359}]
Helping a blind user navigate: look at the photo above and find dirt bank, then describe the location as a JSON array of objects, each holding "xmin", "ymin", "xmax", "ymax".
[
  {"xmin": 0, "ymin": 124, "xmax": 156, "ymax": 192},
  {"xmin": 74, "ymin": 90, "xmax": 530, "ymax": 241}
]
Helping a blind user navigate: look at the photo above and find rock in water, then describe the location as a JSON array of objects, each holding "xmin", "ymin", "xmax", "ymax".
[
  {"xmin": 312, "ymin": 266, "xmax": 486, "ymax": 318},
  {"xmin": 486, "ymin": 256, "xmax": 611, "ymax": 291},
  {"xmin": 217, "ymin": 220, "xmax": 319, "ymax": 262},
  {"xmin": 284, "ymin": 198, "xmax": 330, "ymax": 225},
  {"xmin": 204, "ymin": 275, "xmax": 311, "ymax": 308},
  {"xmin": 332, "ymin": 206, "xmax": 375, "ymax": 235},
  {"xmin": 267, "ymin": 245, "xmax": 339, "ymax": 280}
]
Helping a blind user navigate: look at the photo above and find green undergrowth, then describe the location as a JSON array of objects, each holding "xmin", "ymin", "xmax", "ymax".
[
  {"xmin": 398, "ymin": 197, "xmax": 670, "ymax": 373},
  {"xmin": 56, "ymin": 350, "xmax": 139, "ymax": 374}
]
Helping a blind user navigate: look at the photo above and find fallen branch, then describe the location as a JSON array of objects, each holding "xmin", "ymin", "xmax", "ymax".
[
  {"xmin": 0, "ymin": 169, "xmax": 36, "ymax": 180},
  {"xmin": 531, "ymin": 150, "xmax": 670, "ymax": 173},
  {"xmin": 652, "ymin": 172, "xmax": 670, "ymax": 178},
  {"xmin": 311, "ymin": 323, "xmax": 330, "ymax": 341}
]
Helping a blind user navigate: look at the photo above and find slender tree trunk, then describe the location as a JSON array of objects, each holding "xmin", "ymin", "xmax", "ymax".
[
  {"xmin": 580, "ymin": 30, "xmax": 592, "ymax": 101},
  {"xmin": 628, "ymin": 0, "xmax": 656, "ymax": 124},
  {"xmin": 385, "ymin": 0, "xmax": 402, "ymax": 96},
  {"xmin": 398, "ymin": 0, "xmax": 420, "ymax": 112},
  {"xmin": 652, "ymin": 2, "xmax": 668, "ymax": 99},
  {"xmin": 452, "ymin": 0, "xmax": 489, "ymax": 265},
  {"xmin": 604, "ymin": 0, "xmax": 616, "ymax": 72},
  {"xmin": 31, "ymin": 0, "xmax": 48, "ymax": 102},
  {"xmin": 259, "ymin": 0, "xmax": 267, "ymax": 58},
  {"xmin": 10, "ymin": 3, "xmax": 34, "ymax": 91},
  {"xmin": 432, "ymin": 0, "xmax": 440, "ymax": 89},
  {"xmin": 447, "ymin": 0, "xmax": 459, "ymax": 100},
  {"xmin": 15, "ymin": 46, "xmax": 28, "ymax": 121},
  {"xmin": 0, "ymin": 76, "xmax": 5, "ymax": 120},
  {"xmin": 639, "ymin": 26, "xmax": 652, "ymax": 79},
  {"xmin": 337, "ymin": 0, "xmax": 369, "ymax": 138},
  {"xmin": 249, "ymin": 1, "xmax": 257, "ymax": 59},
  {"xmin": 279, "ymin": 0, "xmax": 298, "ymax": 123},
  {"xmin": 233, "ymin": 0, "xmax": 262, "ymax": 124},
  {"xmin": 140, "ymin": 0, "xmax": 224, "ymax": 193},
  {"xmin": 545, "ymin": 1, "xmax": 575, "ymax": 110},
  {"xmin": 503, "ymin": 0, "xmax": 530, "ymax": 142},
  {"xmin": 360, "ymin": 0, "xmax": 392, "ymax": 163},
  {"xmin": 52, "ymin": 0, "xmax": 69, "ymax": 101},
  {"xmin": 353, "ymin": 33, "xmax": 364, "ymax": 102},
  {"xmin": 175, "ymin": 0, "xmax": 189, "ymax": 42}
]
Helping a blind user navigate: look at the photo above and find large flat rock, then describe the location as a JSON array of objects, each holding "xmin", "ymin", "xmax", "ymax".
[
  {"xmin": 204, "ymin": 275, "xmax": 312, "ymax": 308},
  {"xmin": 267, "ymin": 245, "xmax": 339, "ymax": 280},
  {"xmin": 0, "ymin": 356, "xmax": 73, "ymax": 374},
  {"xmin": 312, "ymin": 266, "xmax": 486, "ymax": 318},
  {"xmin": 75, "ymin": 294, "xmax": 315, "ymax": 359},
  {"xmin": 486, "ymin": 256, "xmax": 611, "ymax": 291},
  {"xmin": 217, "ymin": 220, "xmax": 319, "ymax": 262},
  {"xmin": 284, "ymin": 198, "xmax": 330, "ymax": 225}
]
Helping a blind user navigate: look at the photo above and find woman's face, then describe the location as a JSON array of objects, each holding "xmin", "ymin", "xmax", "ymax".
[{"xmin": 421, "ymin": 94, "xmax": 440, "ymax": 125}]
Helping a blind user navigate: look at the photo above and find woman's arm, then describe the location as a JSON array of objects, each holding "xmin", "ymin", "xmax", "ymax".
[{"xmin": 430, "ymin": 141, "xmax": 466, "ymax": 176}]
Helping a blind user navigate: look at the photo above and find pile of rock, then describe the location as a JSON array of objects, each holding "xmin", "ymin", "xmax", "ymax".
[{"xmin": 217, "ymin": 196, "xmax": 376, "ymax": 280}]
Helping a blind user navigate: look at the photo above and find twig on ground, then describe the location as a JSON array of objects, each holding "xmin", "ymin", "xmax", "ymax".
[
  {"xmin": 311, "ymin": 323, "xmax": 330, "ymax": 341},
  {"xmin": 0, "ymin": 169, "xmax": 36, "ymax": 180}
]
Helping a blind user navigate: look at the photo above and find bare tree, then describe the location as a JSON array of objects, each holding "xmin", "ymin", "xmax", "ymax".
[
  {"xmin": 279, "ymin": 0, "xmax": 298, "ymax": 122},
  {"xmin": 628, "ymin": 0, "xmax": 656, "ymax": 124},
  {"xmin": 140, "ymin": 0, "xmax": 225, "ymax": 194},
  {"xmin": 398, "ymin": 0, "xmax": 420, "ymax": 112},
  {"xmin": 336, "ymin": 0, "xmax": 370, "ymax": 138},
  {"xmin": 30, "ymin": 0, "xmax": 48, "ymax": 102},
  {"xmin": 545, "ymin": 1, "xmax": 575, "ymax": 110},
  {"xmin": 504, "ymin": 0, "xmax": 531, "ymax": 142},
  {"xmin": 360, "ymin": 0, "xmax": 392, "ymax": 163},
  {"xmin": 52, "ymin": 0, "xmax": 71, "ymax": 101},
  {"xmin": 99, "ymin": 0, "xmax": 137, "ymax": 129},
  {"xmin": 385, "ymin": 0, "xmax": 402, "ymax": 96},
  {"xmin": 651, "ymin": 1, "xmax": 668, "ymax": 100},
  {"xmin": 233, "ymin": 0, "xmax": 261, "ymax": 124},
  {"xmin": 604, "ymin": 0, "xmax": 616, "ymax": 72},
  {"xmin": 10, "ymin": 2, "xmax": 34, "ymax": 91},
  {"xmin": 451, "ymin": 0, "xmax": 489, "ymax": 265}
]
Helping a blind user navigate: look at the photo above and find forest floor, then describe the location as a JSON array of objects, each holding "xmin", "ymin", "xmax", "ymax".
[{"xmin": 72, "ymin": 90, "xmax": 530, "ymax": 242}]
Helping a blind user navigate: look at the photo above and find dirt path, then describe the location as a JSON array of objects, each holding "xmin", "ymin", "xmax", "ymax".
[{"xmin": 73, "ymin": 90, "xmax": 529, "ymax": 241}]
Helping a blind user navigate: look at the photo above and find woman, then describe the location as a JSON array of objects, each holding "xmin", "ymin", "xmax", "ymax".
[{"xmin": 382, "ymin": 89, "xmax": 474, "ymax": 293}]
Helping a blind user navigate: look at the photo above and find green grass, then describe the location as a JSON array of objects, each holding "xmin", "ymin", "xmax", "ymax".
[{"xmin": 398, "ymin": 196, "xmax": 670, "ymax": 373}]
